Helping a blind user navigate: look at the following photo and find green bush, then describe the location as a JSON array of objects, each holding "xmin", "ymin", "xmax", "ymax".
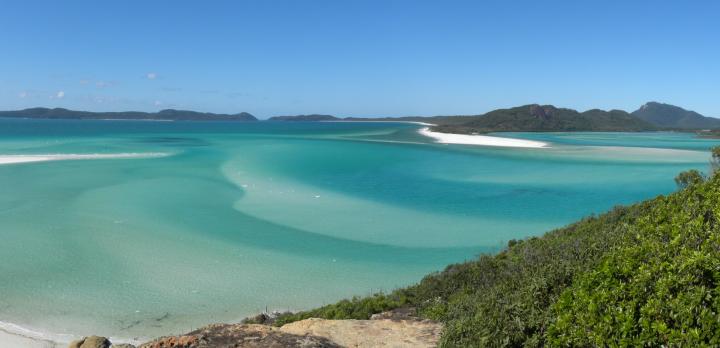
[
  {"xmin": 273, "ymin": 293, "xmax": 409, "ymax": 326},
  {"xmin": 547, "ymin": 173, "xmax": 720, "ymax": 346},
  {"xmin": 675, "ymin": 169, "xmax": 705, "ymax": 188}
]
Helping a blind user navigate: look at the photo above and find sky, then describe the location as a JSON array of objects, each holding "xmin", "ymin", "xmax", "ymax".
[{"xmin": 0, "ymin": 0, "xmax": 718, "ymax": 119}]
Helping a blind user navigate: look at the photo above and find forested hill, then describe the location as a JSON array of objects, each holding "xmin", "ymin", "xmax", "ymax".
[
  {"xmin": 632, "ymin": 101, "xmax": 720, "ymax": 129},
  {"xmin": 0, "ymin": 107, "xmax": 258, "ymax": 121},
  {"xmin": 430, "ymin": 104, "xmax": 656, "ymax": 133},
  {"xmin": 267, "ymin": 104, "xmax": 663, "ymax": 133},
  {"xmin": 272, "ymin": 155, "xmax": 720, "ymax": 346}
]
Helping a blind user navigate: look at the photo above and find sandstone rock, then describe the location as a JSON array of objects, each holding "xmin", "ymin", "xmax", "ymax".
[
  {"xmin": 112, "ymin": 344, "xmax": 137, "ymax": 348},
  {"xmin": 280, "ymin": 318, "xmax": 443, "ymax": 348},
  {"xmin": 68, "ymin": 336, "xmax": 112, "ymax": 348},
  {"xmin": 138, "ymin": 323, "xmax": 339, "ymax": 348}
]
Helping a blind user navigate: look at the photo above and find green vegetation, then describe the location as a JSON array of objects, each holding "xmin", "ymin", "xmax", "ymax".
[
  {"xmin": 275, "ymin": 149, "xmax": 720, "ymax": 346},
  {"xmin": 548, "ymin": 173, "xmax": 720, "ymax": 346},
  {"xmin": 0, "ymin": 107, "xmax": 257, "ymax": 121},
  {"xmin": 274, "ymin": 294, "xmax": 407, "ymax": 326},
  {"xmin": 712, "ymin": 147, "xmax": 720, "ymax": 173},
  {"xmin": 675, "ymin": 169, "xmax": 705, "ymax": 188}
]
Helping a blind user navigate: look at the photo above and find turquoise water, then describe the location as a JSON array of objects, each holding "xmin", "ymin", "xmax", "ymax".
[{"xmin": 0, "ymin": 119, "xmax": 718, "ymax": 341}]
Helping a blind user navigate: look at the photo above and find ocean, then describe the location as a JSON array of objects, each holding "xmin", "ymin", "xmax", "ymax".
[{"xmin": 0, "ymin": 118, "xmax": 717, "ymax": 342}]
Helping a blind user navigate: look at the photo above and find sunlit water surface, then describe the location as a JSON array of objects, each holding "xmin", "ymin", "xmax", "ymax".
[{"xmin": 0, "ymin": 119, "xmax": 717, "ymax": 341}]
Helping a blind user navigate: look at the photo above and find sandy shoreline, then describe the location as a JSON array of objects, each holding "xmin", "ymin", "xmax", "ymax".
[
  {"xmin": 0, "ymin": 330, "xmax": 61, "ymax": 348},
  {"xmin": 418, "ymin": 127, "xmax": 548, "ymax": 148},
  {"xmin": 0, "ymin": 153, "xmax": 170, "ymax": 165},
  {"xmin": 0, "ymin": 321, "xmax": 71, "ymax": 348},
  {"xmin": 0, "ymin": 319, "xmax": 146, "ymax": 348}
]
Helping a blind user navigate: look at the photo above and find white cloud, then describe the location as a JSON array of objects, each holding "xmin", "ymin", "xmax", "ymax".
[
  {"xmin": 96, "ymin": 81, "xmax": 110, "ymax": 88},
  {"xmin": 18, "ymin": 91, "xmax": 27, "ymax": 98},
  {"xmin": 146, "ymin": 72, "xmax": 157, "ymax": 80},
  {"xmin": 154, "ymin": 100, "xmax": 163, "ymax": 106},
  {"xmin": 79, "ymin": 79, "xmax": 90, "ymax": 85},
  {"xmin": 56, "ymin": 91, "xmax": 65, "ymax": 99}
]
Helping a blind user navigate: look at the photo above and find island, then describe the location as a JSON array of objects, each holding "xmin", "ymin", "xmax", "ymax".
[
  {"xmin": 267, "ymin": 102, "xmax": 720, "ymax": 134},
  {"xmin": 0, "ymin": 107, "xmax": 258, "ymax": 121}
]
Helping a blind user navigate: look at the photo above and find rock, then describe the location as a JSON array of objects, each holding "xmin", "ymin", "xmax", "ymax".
[
  {"xmin": 68, "ymin": 336, "xmax": 112, "ymax": 348},
  {"xmin": 280, "ymin": 318, "xmax": 443, "ymax": 348},
  {"xmin": 112, "ymin": 344, "xmax": 137, "ymax": 348},
  {"xmin": 139, "ymin": 323, "xmax": 339, "ymax": 348}
]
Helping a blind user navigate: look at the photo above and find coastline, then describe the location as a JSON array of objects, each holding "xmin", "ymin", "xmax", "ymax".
[
  {"xmin": 0, "ymin": 321, "xmax": 71, "ymax": 348},
  {"xmin": 0, "ymin": 319, "xmax": 146, "ymax": 348},
  {"xmin": 418, "ymin": 127, "xmax": 548, "ymax": 148}
]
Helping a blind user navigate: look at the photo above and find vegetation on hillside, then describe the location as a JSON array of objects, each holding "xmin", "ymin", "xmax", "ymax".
[
  {"xmin": 632, "ymin": 101, "xmax": 720, "ymax": 129},
  {"xmin": 273, "ymin": 150, "xmax": 720, "ymax": 346},
  {"xmin": 547, "ymin": 172, "xmax": 720, "ymax": 346},
  {"xmin": 431, "ymin": 104, "xmax": 656, "ymax": 134}
]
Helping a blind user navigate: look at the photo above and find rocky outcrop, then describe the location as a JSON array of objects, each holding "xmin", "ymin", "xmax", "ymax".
[
  {"xmin": 68, "ymin": 336, "xmax": 111, "ymax": 348},
  {"xmin": 280, "ymin": 318, "xmax": 442, "ymax": 348},
  {"xmin": 69, "ymin": 313, "xmax": 443, "ymax": 348},
  {"xmin": 138, "ymin": 323, "xmax": 340, "ymax": 348}
]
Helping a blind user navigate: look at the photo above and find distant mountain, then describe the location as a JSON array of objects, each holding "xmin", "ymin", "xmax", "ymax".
[
  {"xmin": 631, "ymin": 102, "xmax": 720, "ymax": 129},
  {"xmin": 431, "ymin": 104, "xmax": 656, "ymax": 134},
  {"xmin": 0, "ymin": 108, "xmax": 257, "ymax": 121},
  {"xmin": 268, "ymin": 114, "xmax": 339, "ymax": 121}
]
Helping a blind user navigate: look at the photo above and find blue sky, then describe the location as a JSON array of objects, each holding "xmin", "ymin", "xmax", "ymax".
[{"xmin": 0, "ymin": 0, "xmax": 717, "ymax": 118}]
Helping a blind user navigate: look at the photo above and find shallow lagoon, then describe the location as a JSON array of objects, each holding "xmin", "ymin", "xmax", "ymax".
[{"xmin": 0, "ymin": 119, "xmax": 717, "ymax": 342}]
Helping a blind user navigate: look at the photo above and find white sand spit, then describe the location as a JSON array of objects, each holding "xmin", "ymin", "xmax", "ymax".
[{"xmin": 419, "ymin": 128, "xmax": 548, "ymax": 148}]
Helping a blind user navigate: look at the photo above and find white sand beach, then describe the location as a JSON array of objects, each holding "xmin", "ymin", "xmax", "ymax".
[
  {"xmin": 0, "ymin": 153, "xmax": 170, "ymax": 165},
  {"xmin": 0, "ymin": 321, "xmax": 68, "ymax": 348},
  {"xmin": 418, "ymin": 128, "xmax": 548, "ymax": 148},
  {"xmin": 0, "ymin": 330, "xmax": 60, "ymax": 348},
  {"xmin": 0, "ymin": 320, "xmax": 145, "ymax": 348}
]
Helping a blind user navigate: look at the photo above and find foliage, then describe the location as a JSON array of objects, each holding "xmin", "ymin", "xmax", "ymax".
[
  {"xmin": 712, "ymin": 146, "xmax": 720, "ymax": 173},
  {"xmin": 547, "ymin": 173, "xmax": 720, "ymax": 346},
  {"xmin": 273, "ymin": 293, "xmax": 409, "ymax": 326},
  {"xmin": 675, "ymin": 169, "xmax": 705, "ymax": 188}
]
